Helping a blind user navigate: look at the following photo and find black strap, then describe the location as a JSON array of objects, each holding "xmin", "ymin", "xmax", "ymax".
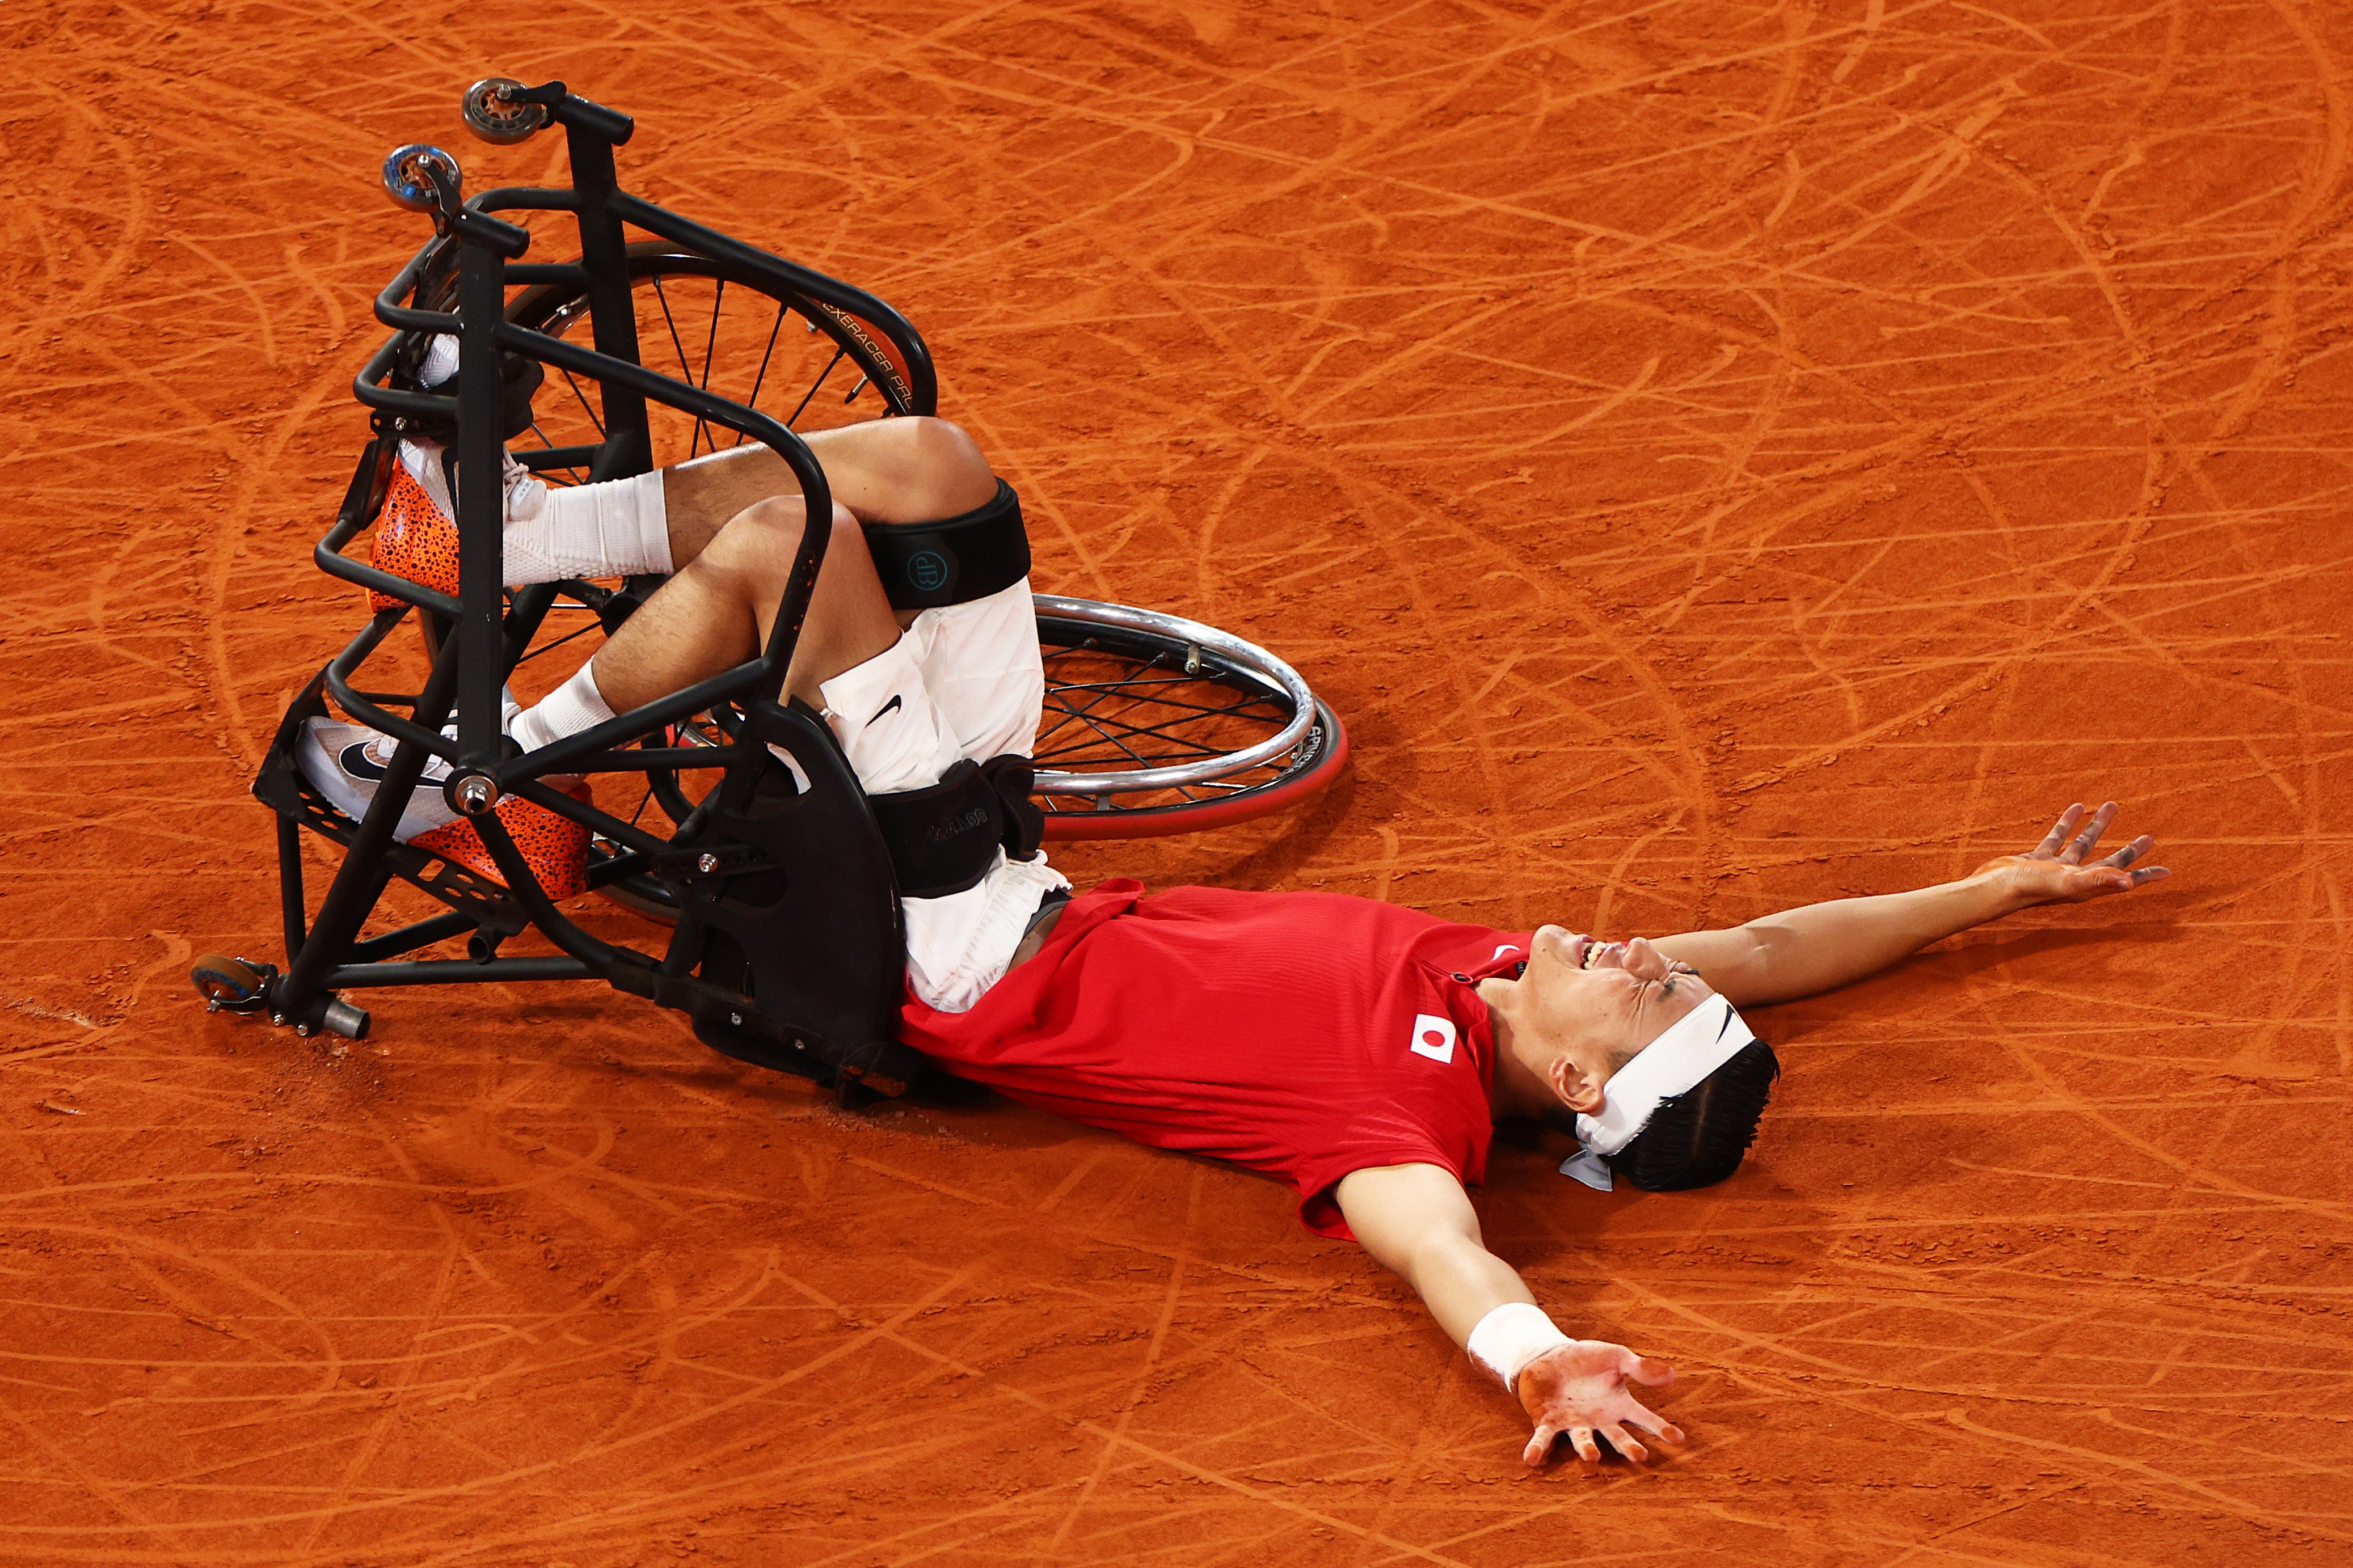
[
  {"xmin": 862, "ymin": 479, "xmax": 1031, "ymax": 610},
  {"xmin": 865, "ymin": 753, "xmax": 1045, "ymax": 898},
  {"xmin": 981, "ymin": 754, "xmax": 1044, "ymax": 861}
]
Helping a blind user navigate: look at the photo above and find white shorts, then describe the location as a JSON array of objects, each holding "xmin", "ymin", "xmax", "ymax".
[{"xmin": 816, "ymin": 578, "xmax": 1068, "ymax": 1013}]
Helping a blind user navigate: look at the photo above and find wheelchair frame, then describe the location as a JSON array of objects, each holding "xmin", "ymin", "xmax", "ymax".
[
  {"xmin": 204, "ymin": 79, "xmax": 1349, "ymax": 1103},
  {"xmin": 228, "ymin": 82, "xmax": 941, "ymax": 1097}
]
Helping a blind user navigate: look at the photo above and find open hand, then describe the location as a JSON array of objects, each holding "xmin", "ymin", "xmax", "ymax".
[
  {"xmin": 1973, "ymin": 801, "xmax": 2169, "ymax": 906},
  {"xmin": 1516, "ymin": 1340, "xmax": 1683, "ymax": 1468}
]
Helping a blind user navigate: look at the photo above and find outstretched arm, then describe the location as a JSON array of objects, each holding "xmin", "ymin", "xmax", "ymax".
[
  {"xmin": 1335, "ymin": 1162, "xmax": 1681, "ymax": 1467},
  {"xmin": 1653, "ymin": 801, "xmax": 2169, "ymax": 1007}
]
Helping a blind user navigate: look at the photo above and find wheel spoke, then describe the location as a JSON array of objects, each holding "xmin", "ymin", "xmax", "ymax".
[
  {"xmin": 528, "ymin": 420, "xmax": 588, "ymax": 485},
  {"xmin": 648, "ymin": 275, "xmax": 712, "ymax": 459},
  {"xmin": 732, "ymin": 302, "xmax": 790, "ymax": 447},
  {"xmin": 1054, "ymin": 684, "xmax": 1283, "ymax": 728},
  {"xmin": 556, "ymin": 366, "xmax": 607, "ymax": 439},
  {"xmin": 690, "ymin": 278, "xmax": 726, "ymax": 458},
  {"xmin": 1034, "ymin": 666, "xmax": 1289, "ymax": 768},
  {"xmin": 701, "ymin": 280, "xmax": 724, "ymax": 390},
  {"xmin": 1045, "ymin": 700, "xmax": 1167, "ymax": 772},
  {"xmin": 1033, "ymin": 665, "xmax": 1153, "ymax": 753},
  {"xmin": 1035, "ymin": 698, "xmax": 1260, "ymax": 756},
  {"xmin": 785, "ymin": 347, "xmax": 846, "ymax": 428},
  {"xmin": 516, "ymin": 620, "xmax": 600, "ymax": 665}
]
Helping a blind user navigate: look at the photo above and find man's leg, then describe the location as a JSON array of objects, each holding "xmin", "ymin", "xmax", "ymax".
[
  {"xmin": 601, "ymin": 499, "xmax": 901, "ymax": 713},
  {"xmin": 436, "ymin": 415, "xmax": 992, "ymax": 593},
  {"xmin": 513, "ymin": 446, "xmax": 1063, "ymax": 1013},
  {"xmin": 657, "ymin": 417, "xmax": 998, "ymax": 568},
  {"xmin": 311, "ymin": 420, "xmax": 999, "ymax": 844},
  {"xmin": 509, "ymin": 417, "xmax": 998, "ymax": 749}
]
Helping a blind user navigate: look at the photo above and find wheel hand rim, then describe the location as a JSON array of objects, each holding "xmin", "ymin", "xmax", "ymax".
[{"xmin": 1028, "ymin": 597, "xmax": 1315, "ymax": 794}]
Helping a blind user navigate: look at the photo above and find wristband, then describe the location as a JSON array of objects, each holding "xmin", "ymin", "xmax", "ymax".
[{"xmin": 1466, "ymin": 1302, "xmax": 1572, "ymax": 1392}]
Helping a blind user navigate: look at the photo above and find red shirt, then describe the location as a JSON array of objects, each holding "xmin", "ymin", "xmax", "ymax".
[{"xmin": 897, "ymin": 880, "xmax": 1533, "ymax": 1239}]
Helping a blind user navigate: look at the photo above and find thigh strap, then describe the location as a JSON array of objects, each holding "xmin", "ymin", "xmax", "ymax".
[
  {"xmin": 862, "ymin": 478, "xmax": 1030, "ymax": 611},
  {"xmin": 864, "ymin": 753, "xmax": 1045, "ymax": 898}
]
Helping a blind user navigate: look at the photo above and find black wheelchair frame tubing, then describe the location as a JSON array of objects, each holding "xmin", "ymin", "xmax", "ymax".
[{"xmin": 265, "ymin": 87, "xmax": 927, "ymax": 1053}]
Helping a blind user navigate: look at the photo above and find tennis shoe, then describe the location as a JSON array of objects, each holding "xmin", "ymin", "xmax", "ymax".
[
  {"xmin": 368, "ymin": 462, "xmax": 462, "ymax": 610},
  {"xmin": 298, "ymin": 717, "xmax": 463, "ymax": 840},
  {"xmin": 295, "ymin": 712, "xmax": 593, "ymax": 897}
]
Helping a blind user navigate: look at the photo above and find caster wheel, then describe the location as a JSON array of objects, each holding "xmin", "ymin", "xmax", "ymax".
[
  {"xmin": 192, "ymin": 954, "xmax": 274, "ymax": 1014},
  {"xmin": 382, "ymin": 143, "xmax": 461, "ymax": 213},
  {"xmin": 463, "ymin": 77, "xmax": 548, "ymax": 145}
]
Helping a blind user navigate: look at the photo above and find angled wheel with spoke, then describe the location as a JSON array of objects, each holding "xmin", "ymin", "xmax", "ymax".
[
  {"xmin": 1031, "ymin": 597, "xmax": 1349, "ymax": 840},
  {"xmin": 505, "ymin": 239, "xmax": 922, "ymax": 485}
]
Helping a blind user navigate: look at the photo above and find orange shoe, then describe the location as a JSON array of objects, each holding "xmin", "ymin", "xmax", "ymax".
[
  {"xmin": 367, "ymin": 462, "xmax": 461, "ymax": 610},
  {"xmin": 410, "ymin": 780, "xmax": 596, "ymax": 899}
]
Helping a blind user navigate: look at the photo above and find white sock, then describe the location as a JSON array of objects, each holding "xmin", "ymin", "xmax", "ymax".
[
  {"xmin": 511, "ymin": 660, "xmax": 616, "ymax": 752},
  {"xmin": 501, "ymin": 466, "xmax": 673, "ymax": 584},
  {"xmin": 394, "ymin": 437, "xmax": 673, "ymax": 585}
]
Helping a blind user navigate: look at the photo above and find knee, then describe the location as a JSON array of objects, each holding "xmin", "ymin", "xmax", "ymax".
[
  {"xmin": 819, "ymin": 504, "xmax": 872, "ymax": 573},
  {"xmin": 703, "ymin": 496, "xmax": 858, "ymax": 584},
  {"xmin": 880, "ymin": 416, "xmax": 998, "ymax": 516},
  {"xmin": 791, "ymin": 503, "xmax": 880, "ymax": 591}
]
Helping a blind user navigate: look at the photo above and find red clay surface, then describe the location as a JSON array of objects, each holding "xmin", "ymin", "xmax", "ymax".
[{"xmin": 7, "ymin": 2, "xmax": 2352, "ymax": 1563}]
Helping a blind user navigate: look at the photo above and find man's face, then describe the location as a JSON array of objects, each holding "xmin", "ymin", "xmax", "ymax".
[{"xmin": 1486, "ymin": 926, "xmax": 1716, "ymax": 1114}]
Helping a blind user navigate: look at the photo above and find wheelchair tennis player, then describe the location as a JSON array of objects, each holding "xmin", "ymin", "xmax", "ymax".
[{"xmin": 307, "ymin": 402, "xmax": 2171, "ymax": 1469}]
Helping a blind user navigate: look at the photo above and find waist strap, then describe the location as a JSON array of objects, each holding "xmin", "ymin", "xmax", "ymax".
[{"xmin": 864, "ymin": 753, "xmax": 1045, "ymax": 898}]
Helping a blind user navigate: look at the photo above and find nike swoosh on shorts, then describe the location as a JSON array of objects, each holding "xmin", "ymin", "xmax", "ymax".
[{"xmin": 866, "ymin": 694, "xmax": 904, "ymax": 726}]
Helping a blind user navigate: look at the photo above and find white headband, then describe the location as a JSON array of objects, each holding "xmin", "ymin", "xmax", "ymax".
[{"xmin": 1558, "ymin": 992, "xmax": 1758, "ymax": 1192}]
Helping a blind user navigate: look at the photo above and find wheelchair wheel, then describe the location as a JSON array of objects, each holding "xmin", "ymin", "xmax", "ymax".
[
  {"xmin": 1031, "ymin": 597, "xmax": 1348, "ymax": 840},
  {"xmin": 505, "ymin": 239, "xmax": 922, "ymax": 484}
]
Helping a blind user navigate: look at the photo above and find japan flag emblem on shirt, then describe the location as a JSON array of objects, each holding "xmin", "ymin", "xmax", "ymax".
[{"xmin": 1409, "ymin": 1013, "xmax": 1457, "ymax": 1064}]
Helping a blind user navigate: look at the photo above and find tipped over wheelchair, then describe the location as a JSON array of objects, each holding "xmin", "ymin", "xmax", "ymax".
[{"xmin": 189, "ymin": 78, "xmax": 1347, "ymax": 1103}]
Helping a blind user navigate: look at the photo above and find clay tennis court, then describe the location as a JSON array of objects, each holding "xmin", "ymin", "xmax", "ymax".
[{"xmin": 7, "ymin": 0, "xmax": 2351, "ymax": 1562}]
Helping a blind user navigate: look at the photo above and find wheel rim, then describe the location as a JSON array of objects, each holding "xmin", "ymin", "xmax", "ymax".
[{"xmin": 1034, "ymin": 601, "xmax": 1347, "ymax": 838}]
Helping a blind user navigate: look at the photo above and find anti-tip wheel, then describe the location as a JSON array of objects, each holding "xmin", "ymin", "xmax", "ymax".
[
  {"xmin": 191, "ymin": 954, "xmax": 275, "ymax": 1014},
  {"xmin": 462, "ymin": 78, "xmax": 548, "ymax": 145},
  {"xmin": 381, "ymin": 143, "xmax": 461, "ymax": 213}
]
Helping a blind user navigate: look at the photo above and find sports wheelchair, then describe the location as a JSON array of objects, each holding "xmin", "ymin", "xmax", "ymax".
[{"xmin": 190, "ymin": 79, "xmax": 1347, "ymax": 1101}]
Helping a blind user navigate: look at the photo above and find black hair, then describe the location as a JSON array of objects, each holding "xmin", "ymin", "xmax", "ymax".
[{"xmin": 1604, "ymin": 1038, "xmax": 1781, "ymax": 1191}]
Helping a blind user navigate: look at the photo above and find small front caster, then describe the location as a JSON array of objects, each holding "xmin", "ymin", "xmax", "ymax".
[
  {"xmin": 462, "ymin": 77, "xmax": 549, "ymax": 145},
  {"xmin": 192, "ymin": 954, "xmax": 276, "ymax": 1013},
  {"xmin": 381, "ymin": 143, "xmax": 461, "ymax": 213}
]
